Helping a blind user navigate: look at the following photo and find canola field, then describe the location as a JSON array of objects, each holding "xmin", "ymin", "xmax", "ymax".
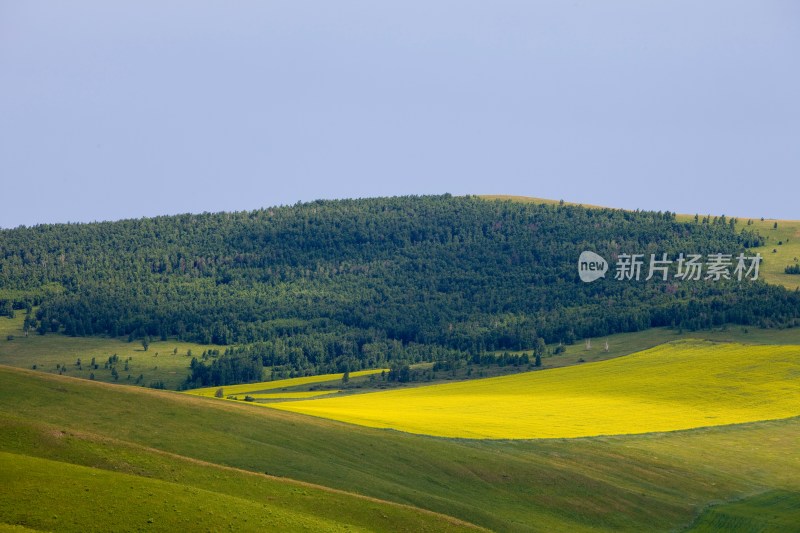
[
  {"xmin": 184, "ymin": 369, "xmax": 383, "ymax": 398},
  {"xmin": 268, "ymin": 340, "xmax": 800, "ymax": 439},
  {"xmin": 238, "ymin": 391, "xmax": 341, "ymax": 400}
]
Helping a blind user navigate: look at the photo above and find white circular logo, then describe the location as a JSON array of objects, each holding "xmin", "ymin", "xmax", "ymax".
[{"xmin": 578, "ymin": 251, "xmax": 608, "ymax": 283}]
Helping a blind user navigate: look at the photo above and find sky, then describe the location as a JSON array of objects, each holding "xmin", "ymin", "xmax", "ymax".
[{"xmin": 1, "ymin": 1, "xmax": 798, "ymax": 228}]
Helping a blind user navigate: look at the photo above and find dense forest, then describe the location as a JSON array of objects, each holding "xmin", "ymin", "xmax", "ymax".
[{"xmin": 1, "ymin": 195, "xmax": 798, "ymax": 388}]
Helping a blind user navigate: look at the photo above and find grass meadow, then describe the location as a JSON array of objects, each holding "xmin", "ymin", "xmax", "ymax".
[
  {"xmin": 685, "ymin": 490, "xmax": 800, "ymax": 532},
  {"xmin": 738, "ymin": 217, "xmax": 800, "ymax": 290},
  {"xmin": 0, "ymin": 415, "xmax": 474, "ymax": 533},
  {"xmin": 0, "ymin": 313, "xmax": 218, "ymax": 390},
  {"xmin": 673, "ymin": 211, "xmax": 800, "ymax": 290},
  {"xmin": 1, "ymin": 365, "xmax": 799, "ymax": 531}
]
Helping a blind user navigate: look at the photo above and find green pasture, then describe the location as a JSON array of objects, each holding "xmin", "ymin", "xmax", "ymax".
[
  {"xmin": 1, "ymin": 366, "xmax": 798, "ymax": 532},
  {"xmin": 684, "ymin": 490, "xmax": 800, "ymax": 532},
  {"xmin": 0, "ymin": 313, "xmax": 217, "ymax": 389}
]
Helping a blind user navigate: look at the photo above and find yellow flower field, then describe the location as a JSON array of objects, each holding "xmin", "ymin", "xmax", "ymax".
[
  {"xmin": 268, "ymin": 340, "xmax": 800, "ymax": 439},
  {"xmin": 183, "ymin": 368, "xmax": 383, "ymax": 397},
  {"xmin": 237, "ymin": 391, "xmax": 341, "ymax": 400}
]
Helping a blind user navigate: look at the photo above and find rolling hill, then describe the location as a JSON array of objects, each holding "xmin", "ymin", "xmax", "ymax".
[
  {"xmin": 1, "ymin": 365, "xmax": 800, "ymax": 532},
  {"xmin": 1, "ymin": 195, "xmax": 798, "ymax": 389},
  {"xmin": 1, "ymin": 195, "xmax": 799, "ymax": 531}
]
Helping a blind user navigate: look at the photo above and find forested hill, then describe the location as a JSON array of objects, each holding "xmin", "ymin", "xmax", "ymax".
[{"xmin": 1, "ymin": 195, "xmax": 798, "ymax": 384}]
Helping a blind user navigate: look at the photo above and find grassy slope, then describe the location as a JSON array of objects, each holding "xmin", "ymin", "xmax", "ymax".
[
  {"xmin": 0, "ymin": 313, "xmax": 213, "ymax": 389},
  {"xmin": 0, "ymin": 452, "xmax": 367, "ymax": 533},
  {"xmin": 0, "ymin": 393, "xmax": 478, "ymax": 532},
  {"xmin": 673, "ymin": 211, "xmax": 800, "ymax": 291},
  {"xmin": 684, "ymin": 490, "xmax": 800, "ymax": 532},
  {"xmin": 0, "ymin": 525, "xmax": 39, "ymax": 532},
  {"xmin": 731, "ymin": 217, "xmax": 800, "ymax": 291},
  {"xmin": 2, "ymin": 366, "xmax": 799, "ymax": 532}
]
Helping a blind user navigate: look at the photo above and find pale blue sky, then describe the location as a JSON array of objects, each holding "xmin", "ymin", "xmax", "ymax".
[{"xmin": 1, "ymin": 1, "xmax": 798, "ymax": 228}]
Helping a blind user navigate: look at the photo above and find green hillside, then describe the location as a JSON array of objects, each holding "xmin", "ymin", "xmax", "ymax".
[
  {"xmin": 0, "ymin": 369, "xmax": 479, "ymax": 532},
  {"xmin": 737, "ymin": 217, "xmax": 800, "ymax": 290},
  {"xmin": 1, "ymin": 195, "xmax": 798, "ymax": 531},
  {"xmin": 1, "ymin": 452, "xmax": 407, "ymax": 533},
  {"xmin": 483, "ymin": 194, "xmax": 800, "ymax": 291},
  {"xmin": 1, "ymin": 195, "xmax": 798, "ymax": 391},
  {"xmin": 685, "ymin": 490, "xmax": 800, "ymax": 532},
  {"xmin": 1, "ymin": 366, "xmax": 799, "ymax": 532}
]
